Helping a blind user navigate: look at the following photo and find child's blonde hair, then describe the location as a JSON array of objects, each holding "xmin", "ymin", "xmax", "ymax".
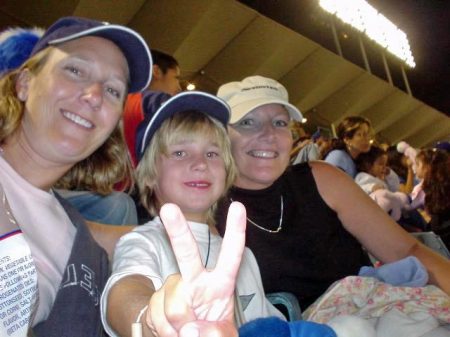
[{"xmin": 136, "ymin": 110, "xmax": 237, "ymax": 225}]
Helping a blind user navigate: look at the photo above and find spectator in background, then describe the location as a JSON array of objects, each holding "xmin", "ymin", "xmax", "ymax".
[
  {"xmin": 146, "ymin": 49, "xmax": 182, "ymax": 95},
  {"xmin": 354, "ymin": 146, "xmax": 411, "ymax": 222},
  {"xmin": 290, "ymin": 124, "xmax": 333, "ymax": 164},
  {"xmin": 290, "ymin": 136, "xmax": 319, "ymax": 164},
  {"xmin": 324, "ymin": 116, "xmax": 372, "ymax": 178},
  {"xmin": 289, "ymin": 121, "xmax": 321, "ymax": 164},
  {"xmin": 415, "ymin": 149, "xmax": 450, "ymax": 248},
  {"xmin": 312, "ymin": 128, "xmax": 333, "ymax": 160},
  {"xmin": 124, "ymin": 49, "xmax": 181, "ymax": 165},
  {"xmin": 290, "ymin": 119, "xmax": 307, "ymax": 142},
  {"xmin": 355, "ymin": 146, "xmax": 389, "ymax": 194},
  {"xmin": 384, "ymin": 145, "xmax": 429, "ymax": 232}
]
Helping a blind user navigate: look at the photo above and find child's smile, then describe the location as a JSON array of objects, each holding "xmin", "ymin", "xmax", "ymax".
[{"xmin": 155, "ymin": 136, "xmax": 226, "ymax": 223}]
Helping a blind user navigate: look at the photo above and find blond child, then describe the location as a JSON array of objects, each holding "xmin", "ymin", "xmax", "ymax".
[{"xmin": 100, "ymin": 91, "xmax": 284, "ymax": 337}]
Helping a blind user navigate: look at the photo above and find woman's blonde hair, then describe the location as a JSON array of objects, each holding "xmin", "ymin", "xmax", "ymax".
[
  {"xmin": 0, "ymin": 47, "xmax": 133, "ymax": 194},
  {"xmin": 136, "ymin": 110, "xmax": 236, "ymax": 225}
]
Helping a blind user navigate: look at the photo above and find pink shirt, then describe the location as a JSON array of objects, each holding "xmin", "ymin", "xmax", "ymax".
[
  {"xmin": 410, "ymin": 181, "xmax": 425, "ymax": 210},
  {"xmin": 0, "ymin": 155, "xmax": 75, "ymax": 325}
]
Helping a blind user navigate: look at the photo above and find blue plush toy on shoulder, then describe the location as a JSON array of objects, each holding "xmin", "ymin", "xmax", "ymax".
[{"xmin": 0, "ymin": 26, "xmax": 44, "ymax": 74}]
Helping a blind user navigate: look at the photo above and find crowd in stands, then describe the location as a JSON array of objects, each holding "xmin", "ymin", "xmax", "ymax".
[
  {"xmin": 0, "ymin": 16, "xmax": 449, "ymax": 337},
  {"xmin": 291, "ymin": 115, "xmax": 449, "ymax": 241}
]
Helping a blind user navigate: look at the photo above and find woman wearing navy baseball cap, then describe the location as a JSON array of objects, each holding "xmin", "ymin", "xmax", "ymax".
[{"xmin": 0, "ymin": 15, "xmax": 151, "ymax": 337}]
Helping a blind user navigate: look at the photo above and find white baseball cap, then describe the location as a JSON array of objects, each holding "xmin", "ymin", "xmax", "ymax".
[{"xmin": 217, "ymin": 75, "xmax": 302, "ymax": 123}]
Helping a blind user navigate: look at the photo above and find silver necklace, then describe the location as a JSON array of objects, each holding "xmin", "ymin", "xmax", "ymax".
[
  {"xmin": 231, "ymin": 196, "xmax": 283, "ymax": 233},
  {"xmin": 204, "ymin": 228, "xmax": 211, "ymax": 268}
]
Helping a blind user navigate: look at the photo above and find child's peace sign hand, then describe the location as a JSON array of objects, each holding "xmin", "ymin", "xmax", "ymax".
[{"xmin": 147, "ymin": 202, "xmax": 246, "ymax": 337}]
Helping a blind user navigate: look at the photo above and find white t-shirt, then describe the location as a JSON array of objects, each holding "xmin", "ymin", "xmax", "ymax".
[
  {"xmin": 101, "ymin": 217, "xmax": 284, "ymax": 336},
  {"xmin": 0, "ymin": 155, "xmax": 76, "ymax": 331},
  {"xmin": 355, "ymin": 172, "xmax": 388, "ymax": 194}
]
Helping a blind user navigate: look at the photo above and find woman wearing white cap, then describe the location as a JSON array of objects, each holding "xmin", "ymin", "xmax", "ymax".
[
  {"xmin": 0, "ymin": 16, "xmax": 242, "ymax": 337},
  {"xmin": 216, "ymin": 75, "xmax": 450, "ymax": 309}
]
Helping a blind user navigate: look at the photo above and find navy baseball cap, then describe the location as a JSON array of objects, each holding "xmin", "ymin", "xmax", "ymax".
[
  {"xmin": 30, "ymin": 16, "xmax": 152, "ymax": 93},
  {"xmin": 136, "ymin": 90, "xmax": 231, "ymax": 162},
  {"xmin": 435, "ymin": 141, "xmax": 450, "ymax": 152}
]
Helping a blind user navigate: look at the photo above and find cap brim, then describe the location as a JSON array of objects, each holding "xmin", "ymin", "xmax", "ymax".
[
  {"xmin": 229, "ymin": 97, "xmax": 302, "ymax": 123},
  {"xmin": 138, "ymin": 91, "xmax": 230, "ymax": 159},
  {"xmin": 49, "ymin": 25, "xmax": 152, "ymax": 93}
]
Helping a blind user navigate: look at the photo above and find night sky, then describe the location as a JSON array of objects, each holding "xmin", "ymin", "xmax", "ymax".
[
  {"xmin": 369, "ymin": 0, "xmax": 450, "ymax": 115},
  {"xmin": 240, "ymin": 0, "xmax": 450, "ymax": 116}
]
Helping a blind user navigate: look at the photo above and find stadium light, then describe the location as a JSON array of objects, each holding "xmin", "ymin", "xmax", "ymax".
[{"xmin": 319, "ymin": 0, "xmax": 416, "ymax": 67}]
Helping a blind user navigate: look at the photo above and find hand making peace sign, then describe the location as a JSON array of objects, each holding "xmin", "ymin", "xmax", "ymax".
[{"xmin": 147, "ymin": 201, "xmax": 247, "ymax": 337}]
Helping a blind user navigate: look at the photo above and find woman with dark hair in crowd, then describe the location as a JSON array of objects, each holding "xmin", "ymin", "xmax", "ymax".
[
  {"xmin": 324, "ymin": 116, "xmax": 372, "ymax": 178},
  {"xmin": 415, "ymin": 149, "xmax": 450, "ymax": 248}
]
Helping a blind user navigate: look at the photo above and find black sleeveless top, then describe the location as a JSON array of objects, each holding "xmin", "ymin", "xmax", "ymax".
[{"xmin": 216, "ymin": 163, "xmax": 371, "ymax": 309}]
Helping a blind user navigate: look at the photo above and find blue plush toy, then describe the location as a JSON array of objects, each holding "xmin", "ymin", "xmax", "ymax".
[
  {"xmin": 0, "ymin": 27, "xmax": 44, "ymax": 74},
  {"xmin": 239, "ymin": 317, "xmax": 337, "ymax": 337}
]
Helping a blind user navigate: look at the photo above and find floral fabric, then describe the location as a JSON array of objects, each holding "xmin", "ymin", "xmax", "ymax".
[{"xmin": 303, "ymin": 276, "xmax": 450, "ymax": 324}]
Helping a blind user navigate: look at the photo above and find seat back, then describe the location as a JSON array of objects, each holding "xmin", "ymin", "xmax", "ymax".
[
  {"xmin": 412, "ymin": 231, "xmax": 450, "ymax": 259},
  {"xmin": 266, "ymin": 292, "xmax": 302, "ymax": 321}
]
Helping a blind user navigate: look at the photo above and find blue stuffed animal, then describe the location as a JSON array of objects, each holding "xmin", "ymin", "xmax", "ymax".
[
  {"xmin": 239, "ymin": 317, "xmax": 337, "ymax": 337},
  {"xmin": 0, "ymin": 27, "xmax": 44, "ymax": 74}
]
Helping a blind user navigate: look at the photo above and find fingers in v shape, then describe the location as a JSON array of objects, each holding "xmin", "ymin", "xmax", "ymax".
[{"xmin": 160, "ymin": 202, "xmax": 247, "ymax": 284}]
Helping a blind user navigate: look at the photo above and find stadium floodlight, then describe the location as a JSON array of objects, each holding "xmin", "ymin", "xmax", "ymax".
[{"xmin": 319, "ymin": 0, "xmax": 416, "ymax": 67}]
